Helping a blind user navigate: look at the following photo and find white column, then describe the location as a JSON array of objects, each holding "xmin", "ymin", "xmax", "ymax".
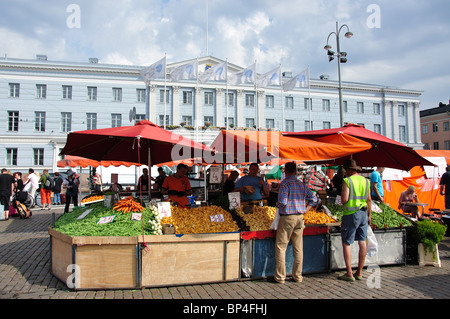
[
  {"xmin": 391, "ymin": 101, "xmax": 399, "ymax": 141},
  {"xmin": 414, "ymin": 102, "xmax": 422, "ymax": 144},
  {"xmin": 195, "ymin": 87, "xmax": 202, "ymax": 128},
  {"xmin": 172, "ymin": 86, "xmax": 180, "ymax": 126},
  {"xmin": 406, "ymin": 102, "xmax": 415, "ymax": 144},
  {"xmin": 236, "ymin": 89, "xmax": 244, "ymax": 128},
  {"xmin": 215, "ymin": 88, "xmax": 223, "ymax": 127},
  {"xmin": 257, "ymin": 90, "xmax": 265, "ymax": 129},
  {"xmin": 383, "ymin": 99, "xmax": 392, "ymax": 138},
  {"xmin": 149, "ymin": 85, "xmax": 157, "ymax": 123}
]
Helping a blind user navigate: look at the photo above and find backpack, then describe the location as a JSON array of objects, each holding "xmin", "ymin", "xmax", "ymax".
[
  {"xmin": 44, "ymin": 175, "xmax": 55, "ymax": 190},
  {"xmin": 15, "ymin": 200, "xmax": 31, "ymax": 219}
]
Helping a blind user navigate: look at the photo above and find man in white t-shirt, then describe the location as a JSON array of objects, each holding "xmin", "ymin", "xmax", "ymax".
[{"xmin": 23, "ymin": 168, "xmax": 39, "ymax": 206}]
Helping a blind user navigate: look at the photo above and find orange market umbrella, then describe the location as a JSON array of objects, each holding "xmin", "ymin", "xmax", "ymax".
[
  {"xmin": 57, "ymin": 155, "xmax": 142, "ymax": 168},
  {"xmin": 209, "ymin": 130, "xmax": 372, "ymax": 164}
]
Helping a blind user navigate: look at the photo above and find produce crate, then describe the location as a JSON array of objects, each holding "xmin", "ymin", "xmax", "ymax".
[
  {"xmin": 139, "ymin": 232, "xmax": 240, "ymax": 287},
  {"xmin": 49, "ymin": 228, "xmax": 139, "ymax": 290},
  {"xmin": 329, "ymin": 228, "xmax": 406, "ymax": 270},
  {"xmin": 240, "ymin": 226, "xmax": 330, "ymax": 278}
]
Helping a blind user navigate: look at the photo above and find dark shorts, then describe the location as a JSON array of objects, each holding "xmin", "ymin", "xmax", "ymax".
[{"xmin": 341, "ymin": 209, "xmax": 368, "ymax": 245}]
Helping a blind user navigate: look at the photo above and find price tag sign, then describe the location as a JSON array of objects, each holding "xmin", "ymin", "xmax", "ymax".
[
  {"xmin": 77, "ymin": 208, "xmax": 93, "ymax": 220},
  {"xmin": 210, "ymin": 214, "xmax": 224, "ymax": 222},
  {"xmin": 97, "ymin": 215, "xmax": 116, "ymax": 225},
  {"xmin": 157, "ymin": 202, "xmax": 172, "ymax": 217},
  {"xmin": 228, "ymin": 192, "xmax": 240, "ymax": 210},
  {"xmin": 131, "ymin": 213, "xmax": 142, "ymax": 221},
  {"xmin": 209, "ymin": 166, "xmax": 222, "ymax": 184}
]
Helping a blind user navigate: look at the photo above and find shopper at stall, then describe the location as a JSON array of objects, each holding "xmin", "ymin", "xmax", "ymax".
[
  {"xmin": 440, "ymin": 165, "xmax": 450, "ymax": 209},
  {"xmin": 52, "ymin": 172, "xmax": 63, "ymax": 206},
  {"xmin": 63, "ymin": 170, "xmax": 79, "ymax": 213},
  {"xmin": 370, "ymin": 166, "xmax": 385, "ymax": 202},
  {"xmin": 398, "ymin": 185, "xmax": 420, "ymax": 218},
  {"xmin": 273, "ymin": 162, "xmax": 316, "ymax": 284},
  {"xmin": 93, "ymin": 170, "xmax": 103, "ymax": 193},
  {"xmin": 234, "ymin": 163, "xmax": 269, "ymax": 202},
  {"xmin": 223, "ymin": 170, "xmax": 240, "ymax": 195},
  {"xmin": 39, "ymin": 169, "xmax": 52, "ymax": 210},
  {"xmin": 339, "ymin": 159, "xmax": 371, "ymax": 282},
  {"xmin": 0, "ymin": 168, "xmax": 15, "ymax": 220},
  {"xmin": 136, "ymin": 168, "xmax": 150, "ymax": 194},
  {"xmin": 161, "ymin": 164, "xmax": 192, "ymax": 208},
  {"xmin": 331, "ymin": 167, "xmax": 344, "ymax": 196},
  {"xmin": 23, "ymin": 168, "xmax": 39, "ymax": 207}
]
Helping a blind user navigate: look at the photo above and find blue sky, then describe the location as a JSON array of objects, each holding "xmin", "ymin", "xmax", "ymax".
[{"xmin": 1, "ymin": 0, "xmax": 449, "ymax": 109}]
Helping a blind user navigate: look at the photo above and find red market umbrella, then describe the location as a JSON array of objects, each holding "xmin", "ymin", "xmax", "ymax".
[
  {"xmin": 57, "ymin": 155, "xmax": 142, "ymax": 168},
  {"xmin": 283, "ymin": 124, "xmax": 435, "ymax": 170},
  {"xmin": 60, "ymin": 120, "xmax": 211, "ymax": 166}
]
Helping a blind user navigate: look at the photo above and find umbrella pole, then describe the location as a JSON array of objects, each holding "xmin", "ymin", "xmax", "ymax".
[{"xmin": 148, "ymin": 146, "xmax": 152, "ymax": 201}]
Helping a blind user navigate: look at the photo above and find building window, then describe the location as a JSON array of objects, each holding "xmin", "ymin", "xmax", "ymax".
[
  {"xmin": 422, "ymin": 125, "xmax": 428, "ymax": 134},
  {"xmin": 323, "ymin": 121, "xmax": 331, "ymax": 129},
  {"xmin": 33, "ymin": 148, "xmax": 44, "ymax": 166},
  {"xmin": 374, "ymin": 124, "xmax": 381, "ymax": 134},
  {"xmin": 357, "ymin": 102, "xmax": 364, "ymax": 113},
  {"xmin": 113, "ymin": 88, "xmax": 122, "ymax": 102},
  {"xmin": 445, "ymin": 140, "xmax": 450, "ymax": 150},
  {"xmin": 111, "ymin": 114, "xmax": 122, "ymax": 127},
  {"xmin": 159, "ymin": 115, "xmax": 170, "ymax": 126},
  {"xmin": 305, "ymin": 120, "xmax": 312, "ymax": 131},
  {"xmin": 245, "ymin": 94, "xmax": 255, "ymax": 107},
  {"xmin": 224, "ymin": 117, "xmax": 234, "ymax": 127},
  {"xmin": 36, "ymin": 84, "xmax": 46, "ymax": 99},
  {"xmin": 61, "ymin": 112, "xmax": 72, "ymax": 132},
  {"xmin": 87, "ymin": 113, "xmax": 97, "ymax": 130},
  {"xmin": 136, "ymin": 89, "xmax": 146, "ymax": 102},
  {"xmin": 304, "ymin": 98, "xmax": 312, "ymax": 110},
  {"xmin": 444, "ymin": 121, "xmax": 449, "ymax": 131},
  {"xmin": 398, "ymin": 104, "xmax": 405, "ymax": 117},
  {"xmin": 6, "ymin": 148, "xmax": 17, "ymax": 166},
  {"xmin": 182, "ymin": 115, "xmax": 193, "ymax": 126},
  {"xmin": 183, "ymin": 91, "xmax": 193, "ymax": 104},
  {"xmin": 35, "ymin": 112, "xmax": 46, "ymax": 132},
  {"xmin": 433, "ymin": 142, "xmax": 439, "ymax": 150},
  {"xmin": 285, "ymin": 96, "xmax": 293, "ymax": 109},
  {"xmin": 266, "ymin": 119, "xmax": 275, "ymax": 129},
  {"xmin": 9, "ymin": 83, "xmax": 20, "ymax": 97},
  {"xmin": 226, "ymin": 93, "xmax": 235, "ymax": 107},
  {"xmin": 8, "ymin": 111, "xmax": 19, "ymax": 132},
  {"xmin": 204, "ymin": 92, "xmax": 213, "ymax": 105},
  {"xmin": 88, "ymin": 86, "xmax": 97, "ymax": 101},
  {"xmin": 285, "ymin": 120, "xmax": 294, "ymax": 132},
  {"xmin": 135, "ymin": 114, "xmax": 145, "ymax": 123},
  {"xmin": 266, "ymin": 95, "xmax": 274, "ymax": 108},
  {"xmin": 62, "ymin": 85, "xmax": 72, "ymax": 100},
  {"xmin": 373, "ymin": 103, "xmax": 380, "ymax": 115},
  {"xmin": 399, "ymin": 125, "xmax": 406, "ymax": 142},
  {"xmin": 159, "ymin": 90, "xmax": 170, "ymax": 103},
  {"xmin": 204, "ymin": 116, "xmax": 214, "ymax": 126},
  {"xmin": 432, "ymin": 123, "xmax": 438, "ymax": 132},
  {"xmin": 343, "ymin": 100, "xmax": 348, "ymax": 113},
  {"xmin": 423, "ymin": 143, "xmax": 429, "ymax": 150},
  {"xmin": 322, "ymin": 99, "xmax": 330, "ymax": 112},
  {"xmin": 245, "ymin": 118, "xmax": 255, "ymax": 128}
]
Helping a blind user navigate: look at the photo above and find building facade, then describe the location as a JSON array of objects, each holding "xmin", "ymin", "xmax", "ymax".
[
  {"xmin": 0, "ymin": 55, "xmax": 424, "ymax": 174},
  {"xmin": 420, "ymin": 102, "xmax": 450, "ymax": 150}
]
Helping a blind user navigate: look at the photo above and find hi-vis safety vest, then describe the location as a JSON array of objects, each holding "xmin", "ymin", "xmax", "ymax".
[{"xmin": 343, "ymin": 175, "xmax": 370, "ymax": 215}]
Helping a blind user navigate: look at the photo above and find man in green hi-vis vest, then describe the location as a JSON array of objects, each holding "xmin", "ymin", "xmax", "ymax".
[{"xmin": 338, "ymin": 159, "xmax": 372, "ymax": 282}]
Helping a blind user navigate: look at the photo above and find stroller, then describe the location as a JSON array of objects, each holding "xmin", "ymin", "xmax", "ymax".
[{"xmin": 10, "ymin": 191, "xmax": 32, "ymax": 219}]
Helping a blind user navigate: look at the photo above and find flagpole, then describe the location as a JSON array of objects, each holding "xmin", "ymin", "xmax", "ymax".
[
  {"xmin": 308, "ymin": 65, "xmax": 311, "ymax": 130},
  {"xmin": 226, "ymin": 58, "xmax": 229, "ymax": 130},
  {"xmin": 281, "ymin": 64, "xmax": 284, "ymax": 132},
  {"xmin": 254, "ymin": 60, "xmax": 258, "ymax": 129},
  {"xmin": 164, "ymin": 53, "xmax": 167, "ymax": 130},
  {"xmin": 196, "ymin": 57, "xmax": 199, "ymax": 143}
]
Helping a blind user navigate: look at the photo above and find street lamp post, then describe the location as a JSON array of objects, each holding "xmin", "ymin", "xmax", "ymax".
[{"xmin": 324, "ymin": 21, "xmax": 353, "ymax": 127}]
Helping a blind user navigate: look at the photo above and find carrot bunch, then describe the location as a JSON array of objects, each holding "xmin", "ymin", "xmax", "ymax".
[{"xmin": 113, "ymin": 196, "xmax": 144, "ymax": 213}]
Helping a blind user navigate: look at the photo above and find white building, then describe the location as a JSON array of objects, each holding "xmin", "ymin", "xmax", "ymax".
[{"xmin": 0, "ymin": 55, "xmax": 423, "ymax": 176}]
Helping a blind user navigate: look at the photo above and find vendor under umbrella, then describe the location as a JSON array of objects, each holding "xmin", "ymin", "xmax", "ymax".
[
  {"xmin": 234, "ymin": 163, "xmax": 269, "ymax": 202},
  {"xmin": 161, "ymin": 164, "xmax": 192, "ymax": 208}
]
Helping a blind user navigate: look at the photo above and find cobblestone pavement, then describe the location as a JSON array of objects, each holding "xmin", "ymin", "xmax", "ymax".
[{"xmin": 1, "ymin": 206, "xmax": 450, "ymax": 302}]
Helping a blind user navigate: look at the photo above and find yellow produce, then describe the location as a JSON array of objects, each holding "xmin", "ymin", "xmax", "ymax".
[
  {"xmin": 160, "ymin": 205, "xmax": 239, "ymax": 234},
  {"xmin": 235, "ymin": 206, "xmax": 277, "ymax": 231},
  {"xmin": 303, "ymin": 209, "xmax": 336, "ymax": 225},
  {"xmin": 81, "ymin": 195, "xmax": 104, "ymax": 203}
]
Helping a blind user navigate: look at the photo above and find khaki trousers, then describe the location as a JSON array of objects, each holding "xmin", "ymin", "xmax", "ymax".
[{"xmin": 274, "ymin": 214, "xmax": 305, "ymax": 282}]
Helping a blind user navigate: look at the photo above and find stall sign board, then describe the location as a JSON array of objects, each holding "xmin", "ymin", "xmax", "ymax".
[
  {"xmin": 210, "ymin": 214, "xmax": 225, "ymax": 223},
  {"xmin": 158, "ymin": 202, "xmax": 172, "ymax": 217},
  {"xmin": 97, "ymin": 215, "xmax": 116, "ymax": 225},
  {"xmin": 228, "ymin": 192, "xmax": 240, "ymax": 210}
]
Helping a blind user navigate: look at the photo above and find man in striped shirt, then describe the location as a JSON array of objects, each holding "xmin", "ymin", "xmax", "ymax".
[{"xmin": 273, "ymin": 162, "xmax": 317, "ymax": 284}]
